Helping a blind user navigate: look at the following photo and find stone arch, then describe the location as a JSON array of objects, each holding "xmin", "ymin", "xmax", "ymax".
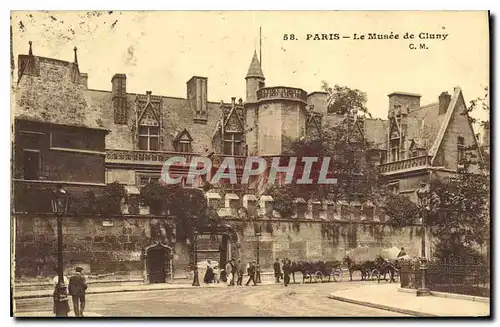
[{"xmin": 143, "ymin": 242, "xmax": 174, "ymax": 284}]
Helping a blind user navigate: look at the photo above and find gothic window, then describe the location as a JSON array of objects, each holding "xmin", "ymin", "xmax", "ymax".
[
  {"xmin": 138, "ymin": 175, "xmax": 160, "ymax": 187},
  {"xmin": 379, "ymin": 151, "xmax": 387, "ymax": 164},
  {"xmin": 390, "ymin": 139, "xmax": 399, "ymax": 162},
  {"xmin": 138, "ymin": 126, "xmax": 159, "ymax": 151},
  {"xmin": 223, "ymin": 133, "xmax": 243, "ymax": 155},
  {"xmin": 174, "ymin": 129, "xmax": 193, "ymax": 153},
  {"xmin": 177, "ymin": 141, "xmax": 191, "ymax": 153},
  {"xmin": 457, "ymin": 136, "xmax": 465, "ymax": 166}
]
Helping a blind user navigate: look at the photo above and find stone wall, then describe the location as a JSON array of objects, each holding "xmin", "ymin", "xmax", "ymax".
[
  {"xmin": 233, "ymin": 219, "xmax": 422, "ymax": 269},
  {"xmin": 13, "ymin": 213, "xmax": 422, "ymax": 280}
]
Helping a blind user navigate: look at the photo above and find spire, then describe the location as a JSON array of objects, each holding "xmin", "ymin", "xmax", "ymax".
[
  {"xmin": 28, "ymin": 41, "xmax": 33, "ymax": 56},
  {"xmin": 73, "ymin": 46, "xmax": 78, "ymax": 64},
  {"xmin": 246, "ymin": 50, "xmax": 265, "ymax": 80}
]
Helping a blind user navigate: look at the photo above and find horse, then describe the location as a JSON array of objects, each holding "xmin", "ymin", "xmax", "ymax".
[
  {"xmin": 343, "ymin": 255, "xmax": 369, "ymax": 281},
  {"xmin": 374, "ymin": 255, "xmax": 397, "ymax": 283}
]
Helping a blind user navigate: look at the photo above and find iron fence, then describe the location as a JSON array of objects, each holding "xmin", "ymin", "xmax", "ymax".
[{"xmin": 399, "ymin": 260, "xmax": 490, "ymax": 298}]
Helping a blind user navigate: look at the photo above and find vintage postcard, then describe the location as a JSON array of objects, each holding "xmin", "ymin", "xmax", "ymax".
[{"xmin": 10, "ymin": 11, "xmax": 490, "ymax": 318}]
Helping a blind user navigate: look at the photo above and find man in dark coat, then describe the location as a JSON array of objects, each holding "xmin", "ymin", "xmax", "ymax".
[
  {"xmin": 245, "ymin": 261, "xmax": 257, "ymax": 286},
  {"xmin": 273, "ymin": 258, "xmax": 281, "ymax": 283},
  {"xmin": 230, "ymin": 258, "xmax": 237, "ymax": 286},
  {"xmin": 236, "ymin": 259, "xmax": 244, "ymax": 286},
  {"xmin": 283, "ymin": 259, "xmax": 291, "ymax": 287},
  {"xmin": 397, "ymin": 247, "xmax": 407, "ymax": 258},
  {"xmin": 68, "ymin": 267, "xmax": 88, "ymax": 317}
]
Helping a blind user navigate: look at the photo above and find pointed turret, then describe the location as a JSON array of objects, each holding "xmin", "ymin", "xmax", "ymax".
[
  {"xmin": 245, "ymin": 51, "xmax": 265, "ymax": 103},
  {"xmin": 246, "ymin": 51, "xmax": 265, "ymax": 80}
]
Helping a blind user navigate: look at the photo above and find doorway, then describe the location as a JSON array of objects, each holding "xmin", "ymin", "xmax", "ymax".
[{"xmin": 146, "ymin": 243, "xmax": 172, "ymax": 283}]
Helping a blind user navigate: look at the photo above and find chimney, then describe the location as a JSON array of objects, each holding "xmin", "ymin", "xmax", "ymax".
[
  {"xmin": 111, "ymin": 73, "xmax": 127, "ymax": 95},
  {"xmin": 387, "ymin": 92, "xmax": 421, "ymax": 117},
  {"xmin": 111, "ymin": 74, "xmax": 127, "ymax": 124},
  {"xmin": 187, "ymin": 76, "xmax": 208, "ymax": 123},
  {"xmin": 438, "ymin": 92, "xmax": 451, "ymax": 115}
]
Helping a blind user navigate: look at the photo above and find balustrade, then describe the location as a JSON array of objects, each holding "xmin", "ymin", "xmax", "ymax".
[
  {"xmin": 379, "ymin": 155, "xmax": 431, "ymax": 174},
  {"xmin": 256, "ymin": 86, "xmax": 308, "ymax": 103}
]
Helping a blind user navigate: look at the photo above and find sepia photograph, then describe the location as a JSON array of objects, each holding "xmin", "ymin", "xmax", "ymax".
[{"xmin": 10, "ymin": 10, "xmax": 491, "ymax": 318}]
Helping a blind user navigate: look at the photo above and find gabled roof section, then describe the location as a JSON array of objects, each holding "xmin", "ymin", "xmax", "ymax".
[
  {"xmin": 224, "ymin": 104, "xmax": 244, "ymax": 132},
  {"xmin": 246, "ymin": 51, "xmax": 265, "ymax": 79},
  {"xmin": 173, "ymin": 128, "xmax": 193, "ymax": 143},
  {"xmin": 427, "ymin": 87, "xmax": 485, "ymax": 166}
]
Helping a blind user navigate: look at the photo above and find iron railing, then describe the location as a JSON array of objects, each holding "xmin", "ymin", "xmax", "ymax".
[{"xmin": 400, "ymin": 260, "xmax": 490, "ymax": 298}]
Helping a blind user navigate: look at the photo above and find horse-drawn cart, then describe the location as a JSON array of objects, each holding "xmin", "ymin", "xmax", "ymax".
[{"xmin": 292, "ymin": 260, "xmax": 344, "ymax": 283}]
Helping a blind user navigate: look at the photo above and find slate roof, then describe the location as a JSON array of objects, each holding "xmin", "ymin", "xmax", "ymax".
[
  {"xmin": 364, "ymin": 119, "xmax": 389, "ymax": 150},
  {"xmin": 246, "ymin": 51, "xmax": 265, "ymax": 79}
]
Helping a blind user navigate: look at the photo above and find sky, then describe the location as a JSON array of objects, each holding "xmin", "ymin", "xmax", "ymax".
[{"xmin": 11, "ymin": 11, "xmax": 489, "ymax": 125}]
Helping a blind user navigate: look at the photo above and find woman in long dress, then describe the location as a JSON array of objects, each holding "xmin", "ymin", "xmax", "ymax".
[{"xmin": 203, "ymin": 260, "xmax": 215, "ymax": 284}]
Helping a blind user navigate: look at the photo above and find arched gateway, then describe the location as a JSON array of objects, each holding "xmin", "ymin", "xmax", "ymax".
[
  {"xmin": 196, "ymin": 223, "xmax": 241, "ymax": 269},
  {"xmin": 143, "ymin": 242, "xmax": 173, "ymax": 283}
]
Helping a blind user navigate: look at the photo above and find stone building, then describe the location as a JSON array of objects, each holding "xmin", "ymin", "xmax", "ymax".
[{"xmin": 12, "ymin": 42, "xmax": 485, "ymax": 281}]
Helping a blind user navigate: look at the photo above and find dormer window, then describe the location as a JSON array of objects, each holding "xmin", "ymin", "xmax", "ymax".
[
  {"xmin": 223, "ymin": 132, "xmax": 243, "ymax": 155},
  {"xmin": 173, "ymin": 129, "xmax": 193, "ymax": 153},
  {"xmin": 138, "ymin": 126, "xmax": 159, "ymax": 151}
]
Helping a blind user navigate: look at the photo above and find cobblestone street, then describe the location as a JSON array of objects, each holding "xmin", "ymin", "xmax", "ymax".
[{"xmin": 14, "ymin": 282, "xmax": 408, "ymax": 317}]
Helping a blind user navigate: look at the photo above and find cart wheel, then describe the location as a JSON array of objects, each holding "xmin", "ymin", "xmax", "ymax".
[
  {"xmin": 333, "ymin": 268, "xmax": 343, "ymax": 282},
  {"xmin": 314, "ymin": 271, "xmax": 324, "ymax": 283},
  {"xmin": 371, "ymin": 269, "xmax": 381, "ymax": 281}
]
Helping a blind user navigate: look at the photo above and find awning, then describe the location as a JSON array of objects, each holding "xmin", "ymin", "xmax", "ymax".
[
  {"xmin": 225, "ymin": 193, "xmax": 239, "ymax": 200},
  {"xmin": 206, "ymin": 192, "xmax": 222, "ymax": 200},
  {"xmin": 125, "ymin": 185, "xmax": 140, "ymax": 195},
  {"xmin": 260, "ymin": 195, "xmax": 273, "ymax": 202}
]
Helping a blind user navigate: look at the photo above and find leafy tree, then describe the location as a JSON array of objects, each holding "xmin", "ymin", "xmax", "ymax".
[
  {"xmin": 321, "ymin": 81, "xmax": 371, "ymax": 117},
  {"xmin": 427, "ymin": 167, "xmax": 489, "ymax": 261},
  {"xmin": 385, "ymin": 194, "xmax": 420, "ymax": 229},
  {"xmin": 98, "ymin": 182, "xmax": 127, "ymax": 214},
  {"xmin": 266, "ymin": 84, "xmax": 381, "ymax": 215}
]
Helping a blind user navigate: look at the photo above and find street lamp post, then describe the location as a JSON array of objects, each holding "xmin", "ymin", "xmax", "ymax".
[
  {"xmin": 416, "ymin": 183, "xmax": 431, "ymax": 297},
  {"xmin": 254, "ymin": 224, "xmax": 262, "ymax": 284},
  {"xmin": 192, "ymin": 230, "xmax": 200, "ymax": 286},
  {"xmin": 51, "ymin": 185, "xmax": 70, "ymax": 316}
]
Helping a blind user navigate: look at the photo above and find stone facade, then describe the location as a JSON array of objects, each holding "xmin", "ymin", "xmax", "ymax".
[{"xmin": 12, "ymin": 43, "xmax": 485, "ymax": 282}]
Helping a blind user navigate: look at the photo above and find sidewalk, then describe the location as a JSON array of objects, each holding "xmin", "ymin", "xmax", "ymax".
[
  {"xmin": 328, "ymin": 283, "xmax": 490, "ymax": 317},
  {"xmin": 14, "ymin": 280, "xmax": 279, "ymax": 300},
  {"xmin": 14, "ymin": 311, "xmax": 102, "ymax": 318}
]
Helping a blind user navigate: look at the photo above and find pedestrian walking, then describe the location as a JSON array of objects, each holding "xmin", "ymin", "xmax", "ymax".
[
  {"xmin": 236, "ymin": 259, "xmax": 244, "ymax": 286},
  {"xmin": 273, "ymin": 258, "xmax": 281, "ymax": 283},
  {"xmin": 283, "ymin": 259, "xmax": 291, "ymax": 287},
  {"xmin": 231, "ymin": 258, "xmax": 237, "ymax": 286},
  {"xmin": 68, "ymin": 266, "xmax": 88, "ymax": 317},
  {"xmin": 203, "ymin": 260, "xmax": 215, "ymax": 284},
  {"xmin": 225, "ymin": 260, "xmax": 233, "ymax": 286},
  {"xmin": 245, "ymin": 261, "xmax": 257, "ymax": 286}
]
